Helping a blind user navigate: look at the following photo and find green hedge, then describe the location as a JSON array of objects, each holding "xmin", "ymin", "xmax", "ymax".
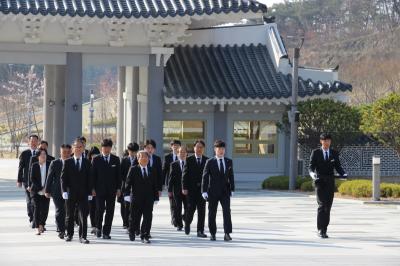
[
  {"xmin": 338, "ymin": 180, "xmax": 400, "ymax": 198},
  {"xmin": 261, "ymin": 176, "xmax": 311, "ymax": 190}
]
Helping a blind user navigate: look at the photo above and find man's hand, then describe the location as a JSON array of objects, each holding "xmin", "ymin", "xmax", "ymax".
[
  {"xmin": 45, "ymin": 193, "xmax": 51, "ymax": 198},
  {"xmin": 202, "ymin": 192, "xmax": 208, "ymax": 200},
  {"xmin": 116, "ymin": 190, "xmax": 121, "ymax": 198},
  {"xmin": 91, "ymin": 189, "xmax": 96, "ymax": 197},
  {"xmin": 17, "ymin": 182, "xmax": 22, "ymax": 188},
  {"xmin": 154, "ymin": 200, "xmax": 159, "ymax": 205},
  {"xmin": 309, "ymin": 172, "xmax": 317, "ymax": 180},
  {"xmin": 168, "ymin": 192, "xmax": 173, "ymax": 198},
  {"xmin": 27, "ymin": 187, "xmax": 32, "ymax": 192},
  {"xmin": 62, "ymin": 192, "xmax": 68, "ymax": 200},
  {"xmin": 182, "ymin": 189, "xmax": 188, "ymax": 196},
  {"xmin": 88, "ymin": 195, "xmax": 93, "ymax": 201},
  {"xmin": 124, "ymin": 196, "xmax": 131, "ymax": 203}
]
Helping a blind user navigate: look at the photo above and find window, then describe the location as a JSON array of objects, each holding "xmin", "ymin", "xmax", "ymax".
[
  {"xmin": 233, "ymin": 121, "xmax": 277, "ymax": 157},
  {"xmin": 163, "ymin": 120, "xmax": 205, "ymax": 154}
]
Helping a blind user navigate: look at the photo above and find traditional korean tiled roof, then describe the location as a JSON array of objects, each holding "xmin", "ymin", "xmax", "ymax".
[
  {"xmin": 0, "ymin": 0, "xmax": 267, "ymax": 18},
  {"xmin": 164, "ymin": 44, "xmax": 352, "ymax": 100}
]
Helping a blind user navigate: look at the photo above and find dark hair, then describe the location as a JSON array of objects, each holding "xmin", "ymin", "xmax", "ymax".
[
  {"xmin": 88, "ymin": 146, "xmax": 100, "ymax": 160},
  {"xmin": 194, "ymin": 139, "xmax": 205, "ymax": 147},
  {"xmin": 214, "ymin": 140, "xmax": 226, "ymax": 148},
  {"xmin": 144, "ymin": 139, "xmax": 156, "ymax": 148},
  {"xmin": 79, "ymin": 136, "xmax": 87, "ymax": 143},
  {"xmin": 29, "ymin": 134, "xmax": 39, "ymax": 140},
  {"xmin": 320, "ymin": 133, "xmax": 332, "ymax": 140},
  {"xmin": 37, "ymin": 148, "xmax": 48, "ymax": 156},
  {"xmin": 170, "ymin": 139, "xmax": 181, "ymax": 146},
  {"xmin": 127, "ymin": 142, "xmax": 139, "ymax": 152},
  {"xmin": 101, "ymin": 138, "xmax": 113, "ymax": 147},
  {"xmin": 123, "ymin": 149, "xmax": 129, "ymax": 157},
  {"xmin": 73, "ymin": 138, "xmax": 84, "ymax": 146},
  {"xmin": 60, "ymin": 144, "xmax": 72, "ymax": 149},
  {"xmin": 40, "ymin": 140, "xmax": 49, "ymax": 146}
]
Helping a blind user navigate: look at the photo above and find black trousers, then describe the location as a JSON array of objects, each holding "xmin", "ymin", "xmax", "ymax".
[
  {"xmin": 66, "ymin": 197, "xmax": 88, "ymax": 239},
  {"xmin": 88, "ymin": 196, "xmax": 96, "ymax": 228},
  {"xmin": 120, "ymin": 200, "xmax": 130, "ymax": 228},
  {"xmin": 173, "ymin": 192, "xmax": 187, "ymax": 228},
  {"xmin": 32, "ymin": 194, "xmax": 50, "ymax": 227},
  {"xmin": 185, "ymin": 191, "xmax": 206, "ymax": 232},
  {"xmin": 208, "ymin": 194, "xmax": 232, "ymax": 235},
  {"xmin": 169, "ymin": 196, "xmax": 176, "ymax": 226},
  {"xmin": 315, "ymin": 177, "xmax": 335, "ymax": 231},
  {"xmin": 130, "ymin": 197, "xmax": 154, "ymax": 238},
  {"xmin": 24, "ymin": 187, "xmax": 34, "ymax": 223},
  {"xmin": 95, "ymin": 194, "xmax": 116, "ymax": 236},
  {"xmin": 52, "ymin": 196, "xmax": 66, "ymax": 232}
]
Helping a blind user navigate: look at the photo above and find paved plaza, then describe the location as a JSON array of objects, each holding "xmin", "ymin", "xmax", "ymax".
[{"xmin": 0, "ymin": 159, "xmax": 399, "ymax": 265}]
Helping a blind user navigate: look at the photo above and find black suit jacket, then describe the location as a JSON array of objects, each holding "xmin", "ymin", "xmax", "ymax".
[
  {"xmin": 91, "ymin": 154, "xmax": 121, "ymax": 196},
  {"xmin": 45, "ymin": 159, "xmax": 64, "ymax": 198},
  {"xmin": 182, "ymin": 155, "xmax": 208, "ymax": 193},
  {"xmin": 29, "ymin": 161, "xmax": 51, "ymax": 196},
  {"xmin": 61, "ymin": 157, "xmax": 92, "ymax": 200},
  {"xmin": 17, "ymin": 149, "xmax": 37, "ymax": 187},
  {"xmin": 163, "ymin": 153, "xmax": 177, "ymax": 187},
  {"xmin": 202, "ymin": 157, "xmax": 235, "ymax": 197},
  {"xmin": 168, "ymin": 160, "xmax": 185, "ymax": 194},
  {"xmin": 149, "ymin": 154, "xmax": 163, "ymax": 191},
  {"xmin": 309, "ymin": 148, "xmax": 345, "ymax": 178},
  {"xmin": 124, "ymin": 165, "xmax": 159, "ymax": 202},
  {"xmin": 28, "ymin": 154, "xmax": 55, "ymax": 186}
]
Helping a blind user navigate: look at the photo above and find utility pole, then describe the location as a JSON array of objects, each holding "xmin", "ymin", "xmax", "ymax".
[{"xmin": 289, "ymin": 43, "xmax": 302, "ymax": 190}]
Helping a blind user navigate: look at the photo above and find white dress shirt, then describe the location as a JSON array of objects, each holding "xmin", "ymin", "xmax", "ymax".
[
  {"xmin": 215, "ymin": 156, "xmax": 226, "ymax": 173},
  {"xmin": 73, "ymin": 156, "xmax": 82, "ymax": 170},
  {"xmin": 39, "ymin": 163, "xmax": 46, "ymax": 195}
]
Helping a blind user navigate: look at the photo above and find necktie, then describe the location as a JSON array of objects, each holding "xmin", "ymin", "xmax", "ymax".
[
  {"xmin": 197, "ymin": 157, "xmax": 201, "ymax": 166},
  {"xmin": 181, "ymin": 161, "xmax": 184, "ymax": 171},
  {"xmin": 143, "ymin": 168, "xmax": 148, "ymax": 179},
  {"xmin": 76, "ymin": 158, "xmax": 80, "ymax": 171},
  {"xmin": 131, "ymin": 157, "xmax": 134, "ymax": 166},
  {"xmin": 104, "ymin": 155, "xmax": 108, "ymax": 164},
  {"xmin": 219, "ymin": 159, "xmax": 224, "ymax": 175},
  {"xmin": 325, "ymin": 151, "xmax": 329, "ymax": 161}
]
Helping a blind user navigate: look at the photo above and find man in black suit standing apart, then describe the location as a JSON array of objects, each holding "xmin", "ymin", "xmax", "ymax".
[
  {"xmin": 119, "ymin": 142, "xmax": 139, "ymax": 229},
  {"xmin": 163, "ymin": 139, "xmax": 181, "ymax": 228},
  {"xmin": 124, "ymin": 150, "xmax": 159, "ymax": 243},
  {"xmin": 202, "ymin": 140, "xmax": 235, "ymax": 241},
  {"xmin": 91, "ymin": 138, "xmax": 121, "ymax": 239},
  {"xmin": 309, "ymin": 133, "xmax": 347, "ymax": 239},
  {"xmin": 168, "ymin": 146, "xmax": 187, "ymax": 231},
  {"xmin": 61, "ymin": 138, "xmax": 93, "ymax": 244},
  {"xmin": 45, "ymin": 144, "xmax": 72, "ymax": 239},
  {"xmin": 182, "ymin": 140, "xmax": 208, "ymax": 238},
  {"xmin": 17, "ymin": 134, "xmax": 39, "ymax": 227}
]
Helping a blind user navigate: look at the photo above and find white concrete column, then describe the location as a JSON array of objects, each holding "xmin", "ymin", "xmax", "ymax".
[
  {"xmin": 64, "ymin": 53, "xmax": 83, "ymax": 144},
  {"xmin": 43, "ymin": 65, "xmax": 55, "ymax": 147},
  {"xmin": 116, "ymin": 66, "xmax": 125, "ymax": 157},
  {"xmin": 123, "ymin": 66, "xmax": 139, "ymax": 148},
  {"xmin": 52, "ymin": 65, "xmax": 65, "ymax": 157}
]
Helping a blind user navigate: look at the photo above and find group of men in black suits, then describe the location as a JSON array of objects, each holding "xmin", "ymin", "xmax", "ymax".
[{"xmin": 17, "ymin": 135, "xmax": 236, "ymax": 243}]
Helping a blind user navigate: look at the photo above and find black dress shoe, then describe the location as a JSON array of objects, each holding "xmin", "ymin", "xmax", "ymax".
[
  {"xmin": 103, "ymin": 235, "xmax": 111, "ymax": 240},
  {"xmin": 148, "ymin": 234, "xmax": 152, "ymax": 239},
  {"xmin": 143, "ymin": 237, "xmax": 151, "ymax": 244},
  {"xmin": 96, "ymin": 229, "xmax": 102, "ymax": 238},
  {"xmin": 210, "ymin": 234, "xmax": 216, "ymax": 241},
  {"xmin": 177, "ymin": 226, "xmax": 183, "ymax": 231},
  {"xmin": 135, "ymin": 230, "xmax": 140, "ymax": 236},
  {"xmin": 58, "ymin": 232, "xmax": 65, "ymax": 239},
  {"xmin": 80, "ymin": 238, "xmax": 90, "ymax": 244},
  {"xmin": 90, "ymin": 228, "xmax": 97, "ymax": 235},
  {"xmin": 65, "ymin": 236, "xmax": 73, "ymax": 242},
  {"xmin": 224, "ymin": 233, "xmax": 232, "ymax": 241},
  {"xmin": 197, "ymin": 231, "xmax": 207, "ymax": 238},
  {"xmin": 184, "ymin": 225, "xmax": 190, "ymax": 235},
  {"xmin": 129, "ymin": 234, "xmax": 135, "ymax": 241},
  {"xmin": 318, "ymin": 230, "xmax": 329, "ymax": 239}
]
